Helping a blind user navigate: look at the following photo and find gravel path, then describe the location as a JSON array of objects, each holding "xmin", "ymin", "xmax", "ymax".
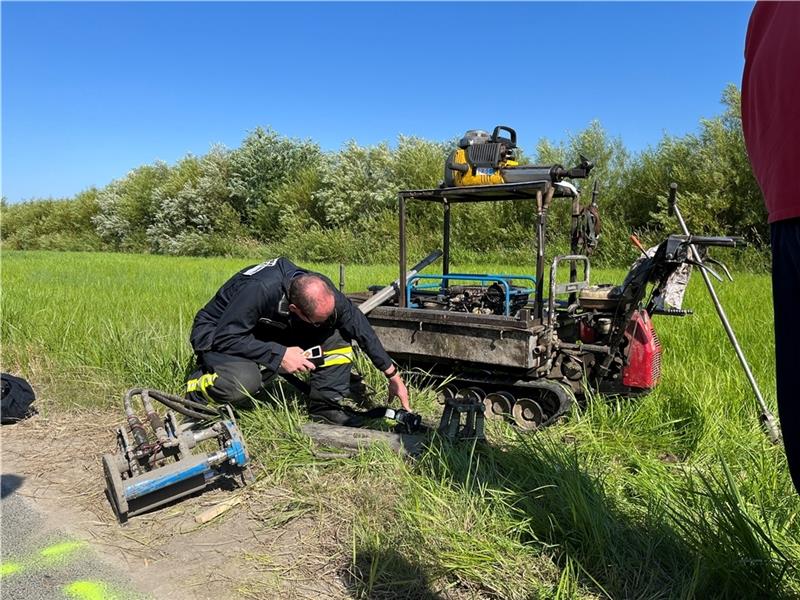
[{"xmin": 1, "ymin": 471, "xmax": 143, "ymax": 599}]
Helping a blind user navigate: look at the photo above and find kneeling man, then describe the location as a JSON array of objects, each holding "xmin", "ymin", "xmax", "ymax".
[{"xmin": 186, "ymin": 257, "xmax": 409, "ymax": 426}]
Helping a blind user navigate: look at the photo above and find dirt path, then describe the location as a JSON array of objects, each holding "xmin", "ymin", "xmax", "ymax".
[{"xmin": 1, "ymin": 408, "xmax": 352, "ymax": 599}]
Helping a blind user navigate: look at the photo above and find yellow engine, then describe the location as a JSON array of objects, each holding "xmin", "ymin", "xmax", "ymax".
[
  {"xmin": 443, "ymin": 126, "xmax": 518, "ymax": 188},
  {"xmin": 443, "ymin": 125, "xmax": 594, "ymax": 188}
]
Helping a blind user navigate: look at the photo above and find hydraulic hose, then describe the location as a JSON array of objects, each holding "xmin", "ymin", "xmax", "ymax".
[{"xmin": 124, "ymin": 387, "xmax": 220, "ymax": 422}]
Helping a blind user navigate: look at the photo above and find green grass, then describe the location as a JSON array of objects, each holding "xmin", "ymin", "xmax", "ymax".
[{"xmin": 2, "ymin": 250, "xmax": 798, "ymax": 598}]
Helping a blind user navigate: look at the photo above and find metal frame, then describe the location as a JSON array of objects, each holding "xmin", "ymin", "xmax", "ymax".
[{"xmin": 396, "ymin": 180, "xmax": 578, "ymax": 319}]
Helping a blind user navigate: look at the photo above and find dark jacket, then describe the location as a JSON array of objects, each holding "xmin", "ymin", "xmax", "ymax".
[{"xmin": 190, "ymin": 257, "xmax": 393, "ymax": 375}]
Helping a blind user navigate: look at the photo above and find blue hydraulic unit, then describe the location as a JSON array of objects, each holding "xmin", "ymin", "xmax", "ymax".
[
  {"xmin": 102, "ymin": 388, "xmax": 251, "ymax": 522},
  {"xmin": 406, "ymin": 273, "xmax": 537, "ymax": 316}
]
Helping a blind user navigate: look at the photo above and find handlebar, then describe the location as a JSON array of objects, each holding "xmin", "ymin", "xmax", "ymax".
[
  {"xmin": 668, "ymin": 182, "xmax": 677, "ymax": 216},
  {"xmin": 491, "ymin": 125, "xmax": 517, "ymax": 147},
  {"xmin": 677, "ymin": 235, "xmax": 746, "ymax": 248},
  {"xmin": 661, "ymin": 234, "xmax": 746, "ymax": 263},
  {"xmin": 664, "ymin": 183, "xmax": 745, "ymax": 249}
]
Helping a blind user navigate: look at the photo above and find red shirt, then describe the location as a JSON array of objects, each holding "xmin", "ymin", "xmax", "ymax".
[{"xmin": 741, "ymin": 1, "xmax": 800, "ymax": 223}]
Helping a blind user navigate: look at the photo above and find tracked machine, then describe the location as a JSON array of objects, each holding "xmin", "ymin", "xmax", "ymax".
[{"xmin": 350, "ymin": 126, "xmax": 752, "ymax": 431}]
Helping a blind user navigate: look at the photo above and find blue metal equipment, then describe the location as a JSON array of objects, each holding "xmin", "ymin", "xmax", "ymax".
[
  {"xmin": 406, "ymin": 273, "xmax": 536, "ymax": 316},
  {"xmin": 102, "ymin": 388, "xmax": 251, "ymax": 522}
]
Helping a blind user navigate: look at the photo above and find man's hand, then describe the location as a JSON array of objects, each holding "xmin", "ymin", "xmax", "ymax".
[
  {"xmin": 281, "ymin": 346, "xmax": 316, "ymax": 373},
  {"xmin": 385, "ymin": 369, "xmax": 410, "ymax": 411}
]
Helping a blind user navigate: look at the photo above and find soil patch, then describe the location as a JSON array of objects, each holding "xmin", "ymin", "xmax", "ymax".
[{"xmin": 1, "ymin": 402, "xmax": 351, "ymax": 599}]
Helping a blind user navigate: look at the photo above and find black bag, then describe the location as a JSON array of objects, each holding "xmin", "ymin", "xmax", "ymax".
[{"xmin": 1, "ymin": 373, "xmax": 37, "ymax": 424}]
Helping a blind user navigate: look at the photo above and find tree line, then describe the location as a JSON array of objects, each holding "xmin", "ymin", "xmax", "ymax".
[{"xmin": 1, "ymin": 84, "xmax": 769, "ymax": 269}]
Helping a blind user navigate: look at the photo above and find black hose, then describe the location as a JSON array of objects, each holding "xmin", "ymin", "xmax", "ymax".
[
  {"xmin": 280, "ymin": 373, "xmax": 310, "ymax": 395},
  {"xmin": 126, "ymin": 388, "xmax": 220, "ymax": 421},
  {"xmin": 151, "ymin": 389, "xmax": 217, "ymax": 414}
]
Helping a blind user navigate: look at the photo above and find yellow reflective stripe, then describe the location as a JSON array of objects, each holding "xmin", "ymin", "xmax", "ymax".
[
  {"xmin": 324, "ymin": 346, "xmax": 353, "ymax": 356},
  {"xmin": 323, "ymin": 356, "xmax": 352, "ymax": 367},
  {"xmin": 186, "ymin": 373, "xmax": 218, "ymax": 402},
  {"xmin": 321, "ymin": 346, "xmax": 353, "ymax": 367},
  {"xmin": 199, "ymin": 373, "xmax": 218, "ymax": 390}
]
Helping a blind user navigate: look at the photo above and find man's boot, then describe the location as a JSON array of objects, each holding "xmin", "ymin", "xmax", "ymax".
[{"xmin": 307, "ymin": 396, "xmax": 366, "ymax": 428}]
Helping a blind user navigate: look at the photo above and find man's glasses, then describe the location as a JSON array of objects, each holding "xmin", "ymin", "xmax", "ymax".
[{"xmin": 299, "ymin": 307, "xmax": 337, "ymax": 328}]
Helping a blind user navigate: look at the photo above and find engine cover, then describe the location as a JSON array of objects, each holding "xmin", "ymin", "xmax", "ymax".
[{"xmin": 622, "ymin": 310, "xmax": 662, "ymax": 390}]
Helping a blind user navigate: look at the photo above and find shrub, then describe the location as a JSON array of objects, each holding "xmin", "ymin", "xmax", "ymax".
[{"xmin": 2, "ymin": 189, "xmax": 106, "ymax": 251}]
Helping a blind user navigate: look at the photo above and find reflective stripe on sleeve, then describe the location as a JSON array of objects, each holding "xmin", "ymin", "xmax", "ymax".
[{"xmin": 322, "ymin": 346, "xmax": 353, "ymax": 367}]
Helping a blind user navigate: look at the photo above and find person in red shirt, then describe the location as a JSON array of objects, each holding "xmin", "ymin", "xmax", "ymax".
[{"xmin": 742, "ymin": 1, "xmax": 800, "ymax": 493}]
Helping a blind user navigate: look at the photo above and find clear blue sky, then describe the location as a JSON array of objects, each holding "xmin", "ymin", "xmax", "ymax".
[{"xmin": 2, "ymin": 1, "xmax": 754, "ymax": 202}]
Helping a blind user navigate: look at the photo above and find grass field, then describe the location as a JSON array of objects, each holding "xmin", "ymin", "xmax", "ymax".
[{"xmin": 3, "ymin": 250, "xmax": 798, "ymax": 599}]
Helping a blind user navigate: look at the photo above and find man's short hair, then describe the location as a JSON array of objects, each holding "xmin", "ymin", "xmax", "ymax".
[{"xmin": 288, "ymin": 274, "xmax": 333, "ymax": 318}]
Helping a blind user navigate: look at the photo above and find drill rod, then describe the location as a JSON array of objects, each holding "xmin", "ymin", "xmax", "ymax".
[
  {"xmin": 669, "ymin": 183, "xmax": 781, "ymax": 444},
  {"xmin": 358, "ymin": 249, "xmax": 443, "ymax": 315}
]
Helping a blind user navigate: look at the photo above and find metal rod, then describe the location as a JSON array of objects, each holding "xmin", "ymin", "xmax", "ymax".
[
  {"xmin": 590, "ymin": 180, "xmax": 599, "ymax": 209},
  {"xmin": 399, "ymin": 194, "xmax": 407, "ymax": 308},
  {"xmin": 443, "ymin": 201, "xmax": 451, "ymax": 290},
  {"xmin": 669, "ymin": 183, "xmax": 781, "ymax": 444},
  {"xmin": 534, "ymin": 190, "xmax": 545, "ymax": 320},
  {"xmin": 569, "ymin": 193, "xmax": 580, "ymax": 305},
  {"xmin": 338, "ymin": 263, "xmax": 345, "ymax": 292},
  {"xmin": 534, "ymin": 186, "xmax": 554, "ymax": 321},
  {"xmin": 358, "ymin": 249, "xmax": 443, "ymax": 314}
]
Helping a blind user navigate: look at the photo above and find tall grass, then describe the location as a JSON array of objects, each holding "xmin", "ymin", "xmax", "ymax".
[{"xmin": 2, "ymin": 250, "xmax": 798, "ymax": 598}]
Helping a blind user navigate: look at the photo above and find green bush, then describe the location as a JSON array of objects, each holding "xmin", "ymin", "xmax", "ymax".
[
  {"xmin": 1, "ymin": 189, "xmax": 106, "ymax": 251},
  {"xmin": 93, "ymin": 162, "xmax": 172, "ymax": 251},
  {"xmin": 227, "ymin": 127, "xmax": 321, "ymax": 235}
]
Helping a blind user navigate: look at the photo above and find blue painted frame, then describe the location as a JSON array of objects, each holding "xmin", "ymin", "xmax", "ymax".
[{"xmin": 406, "ymin": 273, "xmax": 537, "ymax": 316}]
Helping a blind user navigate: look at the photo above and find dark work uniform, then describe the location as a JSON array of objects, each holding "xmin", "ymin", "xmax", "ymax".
[
  {"xmin": 187, "ymin": 257, "xmax": 393, "ymax": 409},
  {"xmin": 742, "ymin": 2, "xmax": 800, "ymax": 492}
]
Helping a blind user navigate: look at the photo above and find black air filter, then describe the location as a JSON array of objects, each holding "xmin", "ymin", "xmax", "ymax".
[{"xmin": 466, "ymin": 143, "xmax": 503, "ymax": 169}]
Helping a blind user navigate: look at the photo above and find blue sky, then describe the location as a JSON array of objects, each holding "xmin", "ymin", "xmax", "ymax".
[{"xmin": 2, "ymin": 1, "xmax": 754, "ymax": 202}]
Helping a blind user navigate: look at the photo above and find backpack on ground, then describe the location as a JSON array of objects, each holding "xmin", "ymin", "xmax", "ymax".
[{"xmin": 1, "ymin": 373, "xmax": 37, "ymax": 424}]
